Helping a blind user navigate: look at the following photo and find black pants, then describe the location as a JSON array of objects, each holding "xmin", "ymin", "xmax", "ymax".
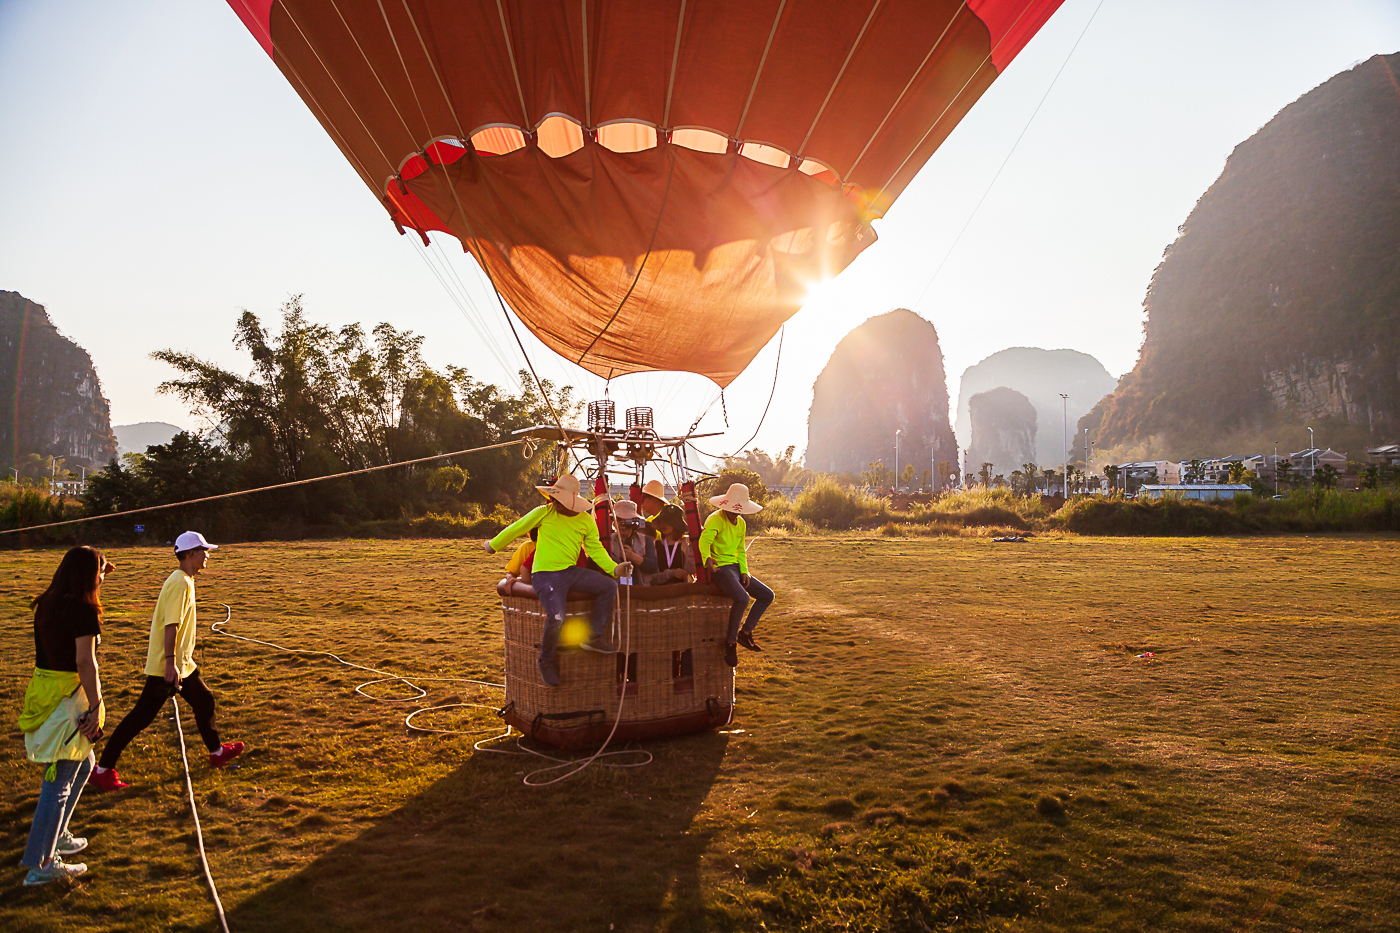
[{"xmin": 98, "ymin": 669, "xmax": 221, "ymax": 769}]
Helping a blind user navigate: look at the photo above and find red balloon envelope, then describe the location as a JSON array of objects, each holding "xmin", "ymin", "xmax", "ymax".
[{"xmin": 226, "ymin": 0, "xmax": 1062, "ymax": 386}]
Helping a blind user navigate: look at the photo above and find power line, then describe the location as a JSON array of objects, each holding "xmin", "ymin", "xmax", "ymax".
[{"xmin": 0, "ymin": 438, "xmax": 528, "ymax": 536}]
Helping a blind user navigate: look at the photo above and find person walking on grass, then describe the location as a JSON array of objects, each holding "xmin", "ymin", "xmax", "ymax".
[
  {"xmin": 700, "ymin": 483, "xmax": 774, "ymax": 668},
  {"xmin": 484, "ymin": 474, "xmax": 633, "ymax": 687},
  {"xmin": 18, "ymin": 546, "xmax": 112, "ymax": 886},
  {"xmin": 88, "ymin": 532, "xmax": 243, "ymax": 792}
]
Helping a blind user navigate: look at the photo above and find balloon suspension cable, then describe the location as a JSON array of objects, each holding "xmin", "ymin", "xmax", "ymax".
[
  {"xmin": 430, "ymin": 159, "xmax": 577, "ymax": 474},
  {"xmin": 0, "ymin": 438, "xmax": 528, "ymax": 536},
  {"xmin": 688, "ymin": 326, "xmax": 784, "ymax": 461}
]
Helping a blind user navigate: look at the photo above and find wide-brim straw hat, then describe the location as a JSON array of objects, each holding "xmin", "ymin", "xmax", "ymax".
[
  {"xmin": 641, "ymin": 479, "xmax": 668, "ymax": 502},
  {"xmin": 535, "ymin": 473, "xmax": 594, "ymax": 512},
  {"xmin": 709, "ymin": 482, "xmax": 763, "ymax": 514}
]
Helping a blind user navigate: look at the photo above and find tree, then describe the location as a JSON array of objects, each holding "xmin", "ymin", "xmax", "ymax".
[
  {"xmin": 1103, "ymin": 464, "xmax": 1120, "ymax": 493},
  {"xmin": 1362, "ymin": 465, "xmax": 1380, "ymax": 490},
  {"xmin": 1020, "ymin": 463, "xmax": 1039, "ymax": 495},
  {"xmin": 993, "ymin": 474, "xmax": 1007, "ymax": 488},
  {"xmin": 1185, "ymin": 459, "xmax": 1206, "ymax": 484},
  {"xmin": 919, "ymin": 468, "xmax": 932, "ymax": 491},
  {"xmin": 1276, "ymin": 459, "xmax": 1294, "ymax": 491},
  {"xmin": 698, "ymin": 467, "xmax": 768, "ymax": 513},
  {"xmin": 723, "ymin": 446, "xmax": 811, "ymax": 487},
  {"xmin": 1227, "ymin": 461, "xmax": 1250, "ymax": 484},
  {"xmin": 1041, "ymin": 467, "xmax": 1057, "ymax": 495},
  {"xmin": 1315, "ymin": 463, "xmax": 1340, "ymax": 490},
  {"xmin": 978, "ymin": 462, "xmax": 993, "ymax": 488},
  {"xmin": 901, "ymin": 463, "xmax": 915, "ymax": 490}
]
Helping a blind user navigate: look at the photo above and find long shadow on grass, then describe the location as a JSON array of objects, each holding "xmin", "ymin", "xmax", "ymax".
[{"xmin": 227, "ymin": 733, "xmax": 729, "ymax": 933}]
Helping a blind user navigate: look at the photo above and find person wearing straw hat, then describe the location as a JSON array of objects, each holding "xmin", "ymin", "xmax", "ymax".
[
  {"xmin": 485, "ymin": 474, "xmax": 633, "ymax": 687},
  {"xmin": 608, "ymin": 499, "xmax": 658, "ymax": 582},
  {"xmin": 699, "ymin": 483, "xmax": 774, "ymax": 668},
  {"xmin": 639, "ymin": 478, "xmax": 669, "ymax": 519}
]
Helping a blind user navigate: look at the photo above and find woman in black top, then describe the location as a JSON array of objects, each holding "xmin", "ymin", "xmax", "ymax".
[{"xmin": 19, "ymin": 546, "xmax": 110, "ymax": 887}]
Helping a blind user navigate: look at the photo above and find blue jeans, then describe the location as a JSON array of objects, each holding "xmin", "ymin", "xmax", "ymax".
[
  {"xmin": 713, "ymin": 564, "xmax": 774, "ymax": 643},
  {"xmin": 531, "ymin": 566, "xmax": 618, "ymax": 665},
  {"xmin": 21, "ymin": 751, "xmax": 93, "ymax": 869}
]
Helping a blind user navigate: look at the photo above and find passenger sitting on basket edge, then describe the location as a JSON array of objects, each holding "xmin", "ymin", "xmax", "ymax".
[
  {"xmin": 484, "ymin": 474, "xmax": 633, "ymax": 687},
  {"xmin": 698, "ymin": 483, "xmax": 774, "ymax": 668},
  {"xmin": 639, "ymin": 478, "xmax": 669, "ymax": 519},
  {"xmin": 647, "ymin": 504, "xmax": 695, "ymax": 585},
  {"xmin": 608, "ymin": 499, "xmax": 658, "ymax": 583}
]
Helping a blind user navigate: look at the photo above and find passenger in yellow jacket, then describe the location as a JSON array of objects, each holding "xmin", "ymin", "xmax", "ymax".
[
  {"xmin": 699, "ymin": 483, "xmax": 774, "ymax": 669},
  {"xmin": 486, "ymin": 474, "xmax": 633, "ymax": 687}
]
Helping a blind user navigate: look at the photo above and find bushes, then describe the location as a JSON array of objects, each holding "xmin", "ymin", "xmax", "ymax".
[
  {"xmin": 1052, "ymin": 495, "xmax": 1249, "ymax": 536},
  {"xmin": 794, "ymin": 478, "xmax": 888, "ymax": 529},
  {"xmin": 1050, "ymin": 488, "xmax": 1400, "ymax": 535}
]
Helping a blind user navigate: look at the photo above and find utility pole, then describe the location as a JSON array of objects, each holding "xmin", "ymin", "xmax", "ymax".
[{"xmin": 1060, "ymin": 393, "xmax": 1069, "ymax": 498}]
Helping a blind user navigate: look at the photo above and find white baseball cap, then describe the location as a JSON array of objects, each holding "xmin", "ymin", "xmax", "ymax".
[{"xmin": 174, "ymin": 531, "xmax": 219, "ymax": 554}]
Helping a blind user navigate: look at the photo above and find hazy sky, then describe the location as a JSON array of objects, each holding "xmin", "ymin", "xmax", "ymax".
[{"xmin": 2, "ymin": 1, "xmax": 1398, "ymax": 461}]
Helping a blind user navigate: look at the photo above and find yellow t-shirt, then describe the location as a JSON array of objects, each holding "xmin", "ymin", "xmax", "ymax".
[
  {"xmin": 145, "ymin": 569, "xmax": 198, "ymax": 678},
  {"xmin": 505, "ymin": 540, "xmax": 536, "ymax": 575}
]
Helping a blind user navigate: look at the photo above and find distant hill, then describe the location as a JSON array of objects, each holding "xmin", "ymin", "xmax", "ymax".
[
  {"xmin": 0, "ymin": 290, "xmax": 116, "ymax": 471},
  {"xmin": 1084, "ymin": 52, "xmax": 1400, "ymax": 460},
  {"xmin": 114, "ymin": 422, "xmax": 183, "ymax": 457},
  {"xmin": 968, "ymin": 387, "xmax": 1037, "ymax": 480},
  {"xmin": 807, "ymin": 309, "xmax": 958, "ymax": 483},
  {"xmin": 954, "ymin": 348, "xmax": 1116, "ymax": 466}
]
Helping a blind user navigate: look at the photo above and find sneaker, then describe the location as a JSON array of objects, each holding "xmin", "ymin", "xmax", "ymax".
[
  {"xmin": 724, "ymin": 642, "xmax": 738, "ymax": 668},
  {"xmin": 580, "ymin": 636, "xmax": 620, "ymax": 654},
  {"xmin": 23, "ymin": 858, "xmax": 87, "ymax": 886},
  {"xmin": 86, "ymin": 767, "xmax": 130, "ymax": 793},
  {"xmin": 209, "ymin": 742, "xmax": 244, "ymax": 769},
  {"xmin": 55, "ymin": 832, "xmax": 88, "ymax": 857},
  {"xmin": 737, "ymin": 631, "xmax": 762, "ymax": 652},
  {"xmin": 537, "ymin": 658, "xmax": 561, "ymax": 687}
]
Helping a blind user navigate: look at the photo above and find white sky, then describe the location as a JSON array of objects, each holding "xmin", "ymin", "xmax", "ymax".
[{"xmin": 2, "ymin": 1, "xmax": 1398, "ymax": 463}]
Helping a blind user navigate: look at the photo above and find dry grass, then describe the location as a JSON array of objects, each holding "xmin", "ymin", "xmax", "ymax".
[{"xmin": 1, "ymin": 535, "xmax": 1397, "ymax": 931}]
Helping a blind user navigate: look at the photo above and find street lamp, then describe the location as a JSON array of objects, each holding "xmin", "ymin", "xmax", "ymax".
[
  {"xmin": 1059, "ymin": 393, "xmax": 1069, "ymax": 498},
  {"xmin": 1306, "ymin": 426, "xmax": 1314, "ymax": 484},
  {"xmin": 1274, "ymin": 441, "xmax": 1279, "ymax": 494},
  {"xmin": 894, "ymin": 429, "xmax": 902, "ymax": 494}
]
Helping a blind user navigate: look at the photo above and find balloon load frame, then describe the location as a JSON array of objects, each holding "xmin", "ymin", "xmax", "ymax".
[{"xmin": 497, "ymin": 407, "xmax": 734, "ymax": 748}]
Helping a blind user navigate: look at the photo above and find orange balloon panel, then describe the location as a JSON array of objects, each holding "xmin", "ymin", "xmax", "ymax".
[{"xmin": 226, "ymin": 0, "xmax": 1063, "ymax": 385}]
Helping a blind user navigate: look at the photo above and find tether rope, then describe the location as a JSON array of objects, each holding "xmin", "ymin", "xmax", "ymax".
[
  {"xmin": 0, "ymin": 438, "xmax": 527, "ymax": 536},
  {"xmin": 170, "ymin": 696, "xmax": 230, "ymax": 933}
]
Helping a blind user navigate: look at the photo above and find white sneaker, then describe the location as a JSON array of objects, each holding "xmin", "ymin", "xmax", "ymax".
[
  {"xmin": 56, "ymin": 832, "xmax": 88, "ymax": 856},
  {"xmin": 23, "ymin": 857, "xmax": 87, "ymax": 886}
]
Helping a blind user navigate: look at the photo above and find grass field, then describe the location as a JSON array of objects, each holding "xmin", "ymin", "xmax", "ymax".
[{"xmin": 1, "ymin": 534, "xmax": 1397, "ymax": 932}]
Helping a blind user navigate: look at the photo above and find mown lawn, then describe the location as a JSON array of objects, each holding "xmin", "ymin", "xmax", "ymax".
[{"xmin": 0, "ymin": 534, "xmax": 1397, "ymax": 931}]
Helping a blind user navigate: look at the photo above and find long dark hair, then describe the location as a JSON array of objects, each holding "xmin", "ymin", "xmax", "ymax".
[{"xmin": 32, "ymin": 545, "xmax": 105, "ymax": 623}]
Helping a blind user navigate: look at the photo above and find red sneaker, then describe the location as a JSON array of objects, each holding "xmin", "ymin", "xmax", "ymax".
[
  {"xmin": 87, "ymin": 767, "xmax": 130, "ymax": 792},
  {"xmin": 209, "ymin": 742, "xmax": 245, "ymax": 768}
]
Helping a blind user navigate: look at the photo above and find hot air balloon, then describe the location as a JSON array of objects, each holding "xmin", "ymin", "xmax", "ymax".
[
  {"xmin": 226, "ymin": 0, "xmax": 1061, "ymax": 386},
  {"xmin": 225, "ymin": 0, "xmax": 1064, "ymax": 747}
]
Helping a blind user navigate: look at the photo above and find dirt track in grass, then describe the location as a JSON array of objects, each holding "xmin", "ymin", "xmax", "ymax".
[{"xmin": 1, "ymin": 534, "xmax": 1397, "ymax": 931}]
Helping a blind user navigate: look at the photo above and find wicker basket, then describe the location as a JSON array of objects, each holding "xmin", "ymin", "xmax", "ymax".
[{"xmin": 499, "ymin": 580, "xmax": 734, "ymax": 748}]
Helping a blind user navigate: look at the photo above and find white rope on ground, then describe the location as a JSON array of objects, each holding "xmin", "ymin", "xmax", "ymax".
[
  {"xmin": 170, "ymin": 696, "xmax": 231, "ymax": 933},
  {"xmin": 0, "ymin": 438, "xmax": 529, "ymax": 536},
  {"xmin": 210, "ymin": 605, "xmax": 652, "ymax": 781}
]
